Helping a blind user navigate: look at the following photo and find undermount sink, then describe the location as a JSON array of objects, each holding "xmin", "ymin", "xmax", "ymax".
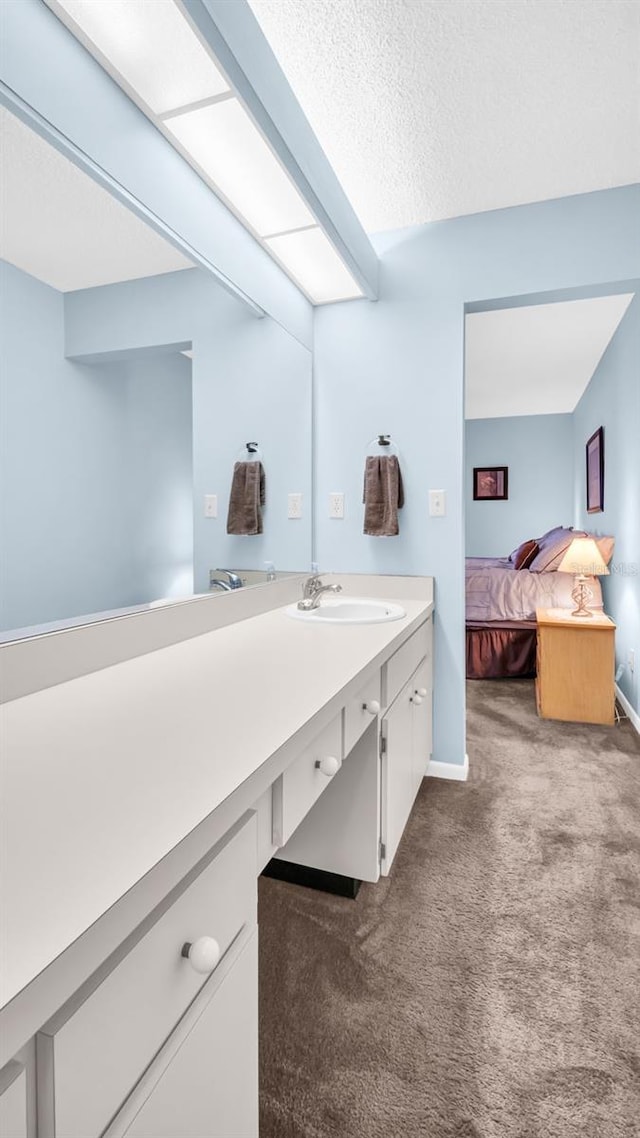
[{"xmin": 286, "ymin": 597, "xmax": 406, "ymax": 625}]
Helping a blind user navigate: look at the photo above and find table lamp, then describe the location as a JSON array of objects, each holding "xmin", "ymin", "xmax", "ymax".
[{"xmin": 557, "ymin": 536, "xmax": 609, "ymax": 617}]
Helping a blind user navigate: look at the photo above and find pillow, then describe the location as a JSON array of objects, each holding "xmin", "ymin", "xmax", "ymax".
[
  {"xmin": 535, "ymin": 525, "xmax": 571, "ymax": 544},
  {"xmin": 509, "ymin": 526, "xmax": 567, "ymax": 562},
  {"xmin": 593, "ymin": 535, "xmax": 615, "ymax": 565},
  {"xmin": 512, "ymin": 539, "xmax": 539, "ymax": 570},
  {"xmin": 529, "ymin": 528, "xmax": 587, "ymax": 573}
]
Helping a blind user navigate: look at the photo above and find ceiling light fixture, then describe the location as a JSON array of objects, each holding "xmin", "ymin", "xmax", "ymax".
[
  {"xmin": 266, "ymin": 227, "xmax": 364, "ymax": 305},
  {"xmin": 164, "ymin": 99, "xmax": 315, "ymax": 238},
  {"xmin": 50, "ymin": 0, "xmax": 229, "ymax": 115},
  {"xmin": 45, "ymin": 0, "xmax": 363, "ymax": 305}
]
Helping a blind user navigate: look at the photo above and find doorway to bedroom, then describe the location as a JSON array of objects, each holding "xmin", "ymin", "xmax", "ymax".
[{"xmin": 462, "ymin": 281, "xmax": 637, "ymax": 719}]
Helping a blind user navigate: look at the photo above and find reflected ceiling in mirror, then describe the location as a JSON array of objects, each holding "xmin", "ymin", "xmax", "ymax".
[{"xmin": 0, "ymin": 107, "xmax": 313, "ymax": 641}]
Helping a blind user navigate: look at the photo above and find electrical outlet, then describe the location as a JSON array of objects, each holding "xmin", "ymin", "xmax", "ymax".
[
  {"xmin": 329, "ymin": 492, "xmax": 344, "ymax": 519},
  {"xmin": 204, "ymin": 494, "xmax": 217, "ymax": 518},
  {"xmin": 288, "ymin": 493, "xmax": 302, "ymax": 519},
  {"xmin": 429, "ymin": 489, "xmax": 446, "ymax": 517},
  {"xmin": 629, "ymin": 649, "xmax": 635, "ymax": 674}
]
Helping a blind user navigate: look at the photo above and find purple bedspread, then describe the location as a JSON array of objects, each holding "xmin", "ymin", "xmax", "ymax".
[{"xmin": 465, "ymin": 559, "xmax": 603, "ymax": 622}]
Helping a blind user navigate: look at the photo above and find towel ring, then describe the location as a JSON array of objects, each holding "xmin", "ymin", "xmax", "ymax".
[
  {"xmin": 366, "ymin": 434, "xmax": 400, "ymax": 457},
  {"xmin": 237, "ymin": 442, "xmax": 263, "ymax": 462}
]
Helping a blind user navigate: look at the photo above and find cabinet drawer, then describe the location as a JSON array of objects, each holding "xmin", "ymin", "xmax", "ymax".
[
  {"xmin": 344, "ymin": 670, "xmax": 381, "ymax": 757},
  {"xmin": 273, "ymin": 716, "xmax": 342, "ymax": 846},
  {"xmin": 37, "ymin": 814, "xmax": 257, "ymax": 1138},
  {"xmin": 385, "ymin": 620, "xmax": 430, "ymax": 709},
  {"xmin": 103, "ymin": 930, "xmax": 258, "ymax": 1138},
  {"xmin": 0, "ymin": 1061, "xmax": 27, "ymax": 1138}
]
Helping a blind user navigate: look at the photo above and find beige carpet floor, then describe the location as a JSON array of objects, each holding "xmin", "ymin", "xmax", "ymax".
[{"xmin": 258, "ymin": 680, "xmax": 640, "ymax": 1138}]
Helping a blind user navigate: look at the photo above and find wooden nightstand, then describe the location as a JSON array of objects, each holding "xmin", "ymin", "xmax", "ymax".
[{"xmin": 535, "ymin": 608, "xmax": 616, "ymax": 726}]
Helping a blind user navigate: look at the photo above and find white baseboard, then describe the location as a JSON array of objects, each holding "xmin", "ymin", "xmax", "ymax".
[
  {"xmin": 426, "ymin": 753, "xmax": 469, "ymax": 781},
  {"xmin": 615, "ymin": 684, "xmax": 640, "ymax": 736}
]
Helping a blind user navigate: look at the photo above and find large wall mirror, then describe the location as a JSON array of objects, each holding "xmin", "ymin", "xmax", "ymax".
[{"xmin": 0, "ymin": 106, "xmax": 313, "ymax": 640}]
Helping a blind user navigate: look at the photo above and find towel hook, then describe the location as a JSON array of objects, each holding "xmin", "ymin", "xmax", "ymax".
[
  {"xmin": 378, "ymin": 434, "xmax": 391, "ymax": 447},
  {"xmin": 246, "ymin": 441, "xmax": 259, "ymax": 454}
]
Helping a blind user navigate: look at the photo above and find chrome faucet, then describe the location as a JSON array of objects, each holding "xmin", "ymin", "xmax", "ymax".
[
  {"xmin": 209, "ymin": 578, "xmax": 233, "ymax": 592},
  {"xmin": 297, "ymin": 576, "xmax": 342, "ymax": 611},
  {"xmin": 209, "ymin": 570, "xmax": 243, "ymax": 592}
]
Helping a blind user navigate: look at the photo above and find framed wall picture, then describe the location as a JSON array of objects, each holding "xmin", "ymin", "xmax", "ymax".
[
  {"xmin": 473, "ymin": 466, "xmax": 508, "ymax": 501},
  {"xmin": 586, "ymin": 426, "xmax": 604, "ymax": 513}
]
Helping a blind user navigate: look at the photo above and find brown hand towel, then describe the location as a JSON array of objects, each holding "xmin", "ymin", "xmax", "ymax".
[
  {"xmin": 226, "ymin": 461, "xmax": 265, "ymax": 535},
  {"xmin": 363, "ymin": 455, "xmax": 404, "ymax": 536}
]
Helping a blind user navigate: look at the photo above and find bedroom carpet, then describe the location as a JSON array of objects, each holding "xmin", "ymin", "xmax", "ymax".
[{"xmin": 258, "ymin": 679, "xmax": 640, "ymax": 1138}]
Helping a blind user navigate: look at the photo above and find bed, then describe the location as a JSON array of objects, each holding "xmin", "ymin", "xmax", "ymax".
[{"xmin": 465, "ymin": 528, "xmax": 611, "ymax": 680}]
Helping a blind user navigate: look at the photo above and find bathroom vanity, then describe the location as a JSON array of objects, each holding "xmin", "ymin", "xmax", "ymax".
[{"xmin": 0, "ymin": 574, "xmax": 433, "ymax": 1137}]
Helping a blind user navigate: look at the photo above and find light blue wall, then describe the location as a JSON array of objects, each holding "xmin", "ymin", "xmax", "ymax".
[
  {"xmin": 465, "ymin": 414, "xmax": 574, "ymax": 556},
  {"xmin": 572, "ymin": 289, "xmax": 640, "ymax": 715},
  {"xmin": 65, "ymin": 269, "xmax": 313, "ymax": 588},
  {"xmin": 315, "ymin": 185, "xmax": 640, "ymax": 766},
  {"xmin": 120, "ymin": 353, "xmax": 194, "ymax": 604},
  {"xmin": 0, "ymin": 260, "xmax": 130, "ymax": 630},
  {"xmin": 0, "ymin": 261, "xmax": 192, "ymax": 630},
  {"xmin": 191, "ymin": 310, "xmax": 312, "ymax": 585}
]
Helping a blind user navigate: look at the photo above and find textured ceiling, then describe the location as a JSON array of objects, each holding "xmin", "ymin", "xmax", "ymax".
[
  {"xmin": 250, "ymin": 0, "xmax": 640, "ymax": 233},
  {"xmin": 465, "ymin": 293, "xmax": 634, "ymax": 420},
  {"xmin": 0, "ymin": 107, "xmax": 193, "ymax": 292}
]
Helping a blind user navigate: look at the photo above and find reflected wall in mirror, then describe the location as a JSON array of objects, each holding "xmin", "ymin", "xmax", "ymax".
[{"xmin": 0, "ymin": 106, "xmax": 312, "ymax": 639}]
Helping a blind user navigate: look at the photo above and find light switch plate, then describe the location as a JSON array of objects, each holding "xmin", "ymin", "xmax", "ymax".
[
  {"xmin": 288, "ymin": 493, "xmax": 302, "ymax": 519},
  {"xmin": 204, "ymin": 494, "xmax": 217, "ymax": 518},
  {"xmin": 429, "ymin": 490, "xmax": 446, "ymax": 517}
]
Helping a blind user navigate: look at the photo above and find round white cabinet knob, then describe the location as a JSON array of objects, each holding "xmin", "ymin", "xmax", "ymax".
[
  {"xmin": 181, "ymin": 936, "xmax": 221, "ymax": 974},
  {"xmin": 415, "ymin": 688, "xmax": 427, "ymax": 699},
  {"xmin": 362, "ymin": 700, "xmax": 381, "ymax": 716},
  {"xmin": 315, "ymin": 754, "xmax": 341, "ymax": 777},
  {"xmin": 411, "ymin": 694, "xmax": 424, "ymax": 705}
]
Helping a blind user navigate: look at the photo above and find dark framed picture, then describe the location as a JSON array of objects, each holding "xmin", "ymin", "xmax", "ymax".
[
  {"xmin": 586, "ymin": 426, "xmax": 604, "ymax": 513},
  {"xmin": 473, "ymin": 466, "xmax": 508, "ymax": 501}
]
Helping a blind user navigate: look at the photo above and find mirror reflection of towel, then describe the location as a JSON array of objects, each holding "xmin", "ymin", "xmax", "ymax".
[
  {"xmin": 363, "ymin": 455, "xmax": 404, "ymax": 536},
  {"xmin": 226, "ymin": 461, "xmax": 265, "ymax": 535}
]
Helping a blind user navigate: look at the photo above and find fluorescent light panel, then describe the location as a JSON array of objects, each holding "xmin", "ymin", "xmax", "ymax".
[
  {"xmin": 48, "ymin": 0, "xmax": 363, "ymax": 304},
  {"xmin": 266, "ymin": 228, "xmax": 362, "ymax": 304},
  {"xmin": 51, "ymin": 0, "xmax": 229, "ymax": 114},
  {"xmin": 165, "ymin": 100, "xmax": 315, "ymax": 237}
]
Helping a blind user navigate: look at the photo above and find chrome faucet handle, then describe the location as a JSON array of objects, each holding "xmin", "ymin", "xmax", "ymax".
[
  {"xmin": 302, "ymin": 574, "xmax": 322, "ymax": 598},
  {"xmin": 299, "ymin": 575, "xmax": 323, "ymax": 609},
  {"xmin": 298, "ymin": 578, "xmax": 342, "ymax": 610}
]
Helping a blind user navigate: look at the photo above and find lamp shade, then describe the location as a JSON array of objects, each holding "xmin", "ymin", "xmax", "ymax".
[{"xmin": 557, "ymin": 537, "xmax": 609, "ymax": 576}]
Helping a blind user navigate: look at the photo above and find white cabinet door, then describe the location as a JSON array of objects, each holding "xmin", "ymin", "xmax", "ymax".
[
  {"xmin": 381, "ymin": 652, "xmax": 432, "ymax": 875},
  {"xmin": 105, "ymin": 931, "xmax": 258, "ymax": 1138},
  {"xmin": 381, "ymin": 677, "xmax": 416, "ymax": 874},
  {"xmin": 410, "ymin": 656, "xmax": 432, "ymax": 791}
]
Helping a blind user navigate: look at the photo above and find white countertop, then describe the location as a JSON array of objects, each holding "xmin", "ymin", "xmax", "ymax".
[{"xmin": 0, "ymin": 592, "xmax": 431, "ymax": 1009}]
